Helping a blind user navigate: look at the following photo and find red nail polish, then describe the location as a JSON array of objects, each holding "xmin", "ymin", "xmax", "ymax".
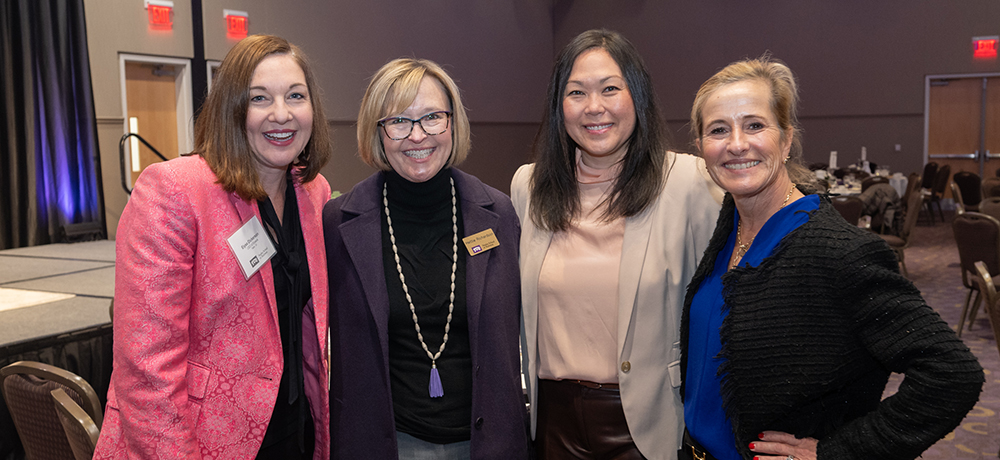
[
  {"xmin": 749, "ymin": 442, "xmax": 756, "ymax": 450},
  {"xmin": 758, "ymin": 433, "xmax": 764, "ymax": 439}
]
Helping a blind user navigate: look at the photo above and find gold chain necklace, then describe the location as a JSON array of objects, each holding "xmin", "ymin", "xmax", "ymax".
[{"xmin": 732, "ymin": 183, "xmax": 797, "ymax": 267}]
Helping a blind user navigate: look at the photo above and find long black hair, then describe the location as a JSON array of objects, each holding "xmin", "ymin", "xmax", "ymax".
[{"xmin": 529, "ymin": 29, "xmax": 667, "ymax": 232}]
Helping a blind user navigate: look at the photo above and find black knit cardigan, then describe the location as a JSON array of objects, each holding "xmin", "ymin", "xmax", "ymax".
[{"xmin": 679, "ymin": 192, "xmax": 984, "ymax": 460}]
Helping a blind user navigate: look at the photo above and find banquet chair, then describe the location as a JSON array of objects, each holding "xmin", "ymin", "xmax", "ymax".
[
  {"xmin": 861, "ymin": 175, "xmax": 890, "ymax": 192},
  {"xmin": 982, "ymin": 176, "xmax": 1000, "ymax": 198},
  {"xmin": 973, "ymin": 258, "xmax": 1000, "ymax": 460},
  {"xmin": 900, "ymin": 173, "xmax": 921, "ymax": 214},
  {"xmin": 921, "ymin": 162, "xmax": 938, "ymax": 189},
  {"xmin": 952, "ymin": 171, "xmax": 982, "ymax": 211},
  {"xmin": 951, "ymin": 182, "xmax": 966, "ymax": 215},
  {"xmin": 0, "ymin": 361, "xmax": 103, "ymax": 460},
  {"xmin": 858, "ymin": 183, "xmax": 899, "ymax": 233},
  {"xmin": 923, "ymin": 164, "xmax": 950, "ymax": 224},
  {"xmin": 981, "ymin": 197, "xmax": 1000, "ymax": 221},
  {"xmin": 831, "ymin": 196, "xmax": 864, "ymax": 226},
  {"xmin": 51, "ymin": 388, "xmax": 99, "ymax": 460},
  {"xmin": 972, "ymin": 260, "xmax": 1000, "ymax": 359},
  {"xmin": 880, "ymin": 182, "xmax": 924, "ymax": 278},
  {"xmin": 973, "ymin": 260, "xmax": 1000, "ymax": 333},
  {"xmin": 881, "ymin": 173, "xmax": 922, "ymax": 235},
  {"xmin": 952, "ymin": 212, "xmax": 1000, "ymax": 337}
]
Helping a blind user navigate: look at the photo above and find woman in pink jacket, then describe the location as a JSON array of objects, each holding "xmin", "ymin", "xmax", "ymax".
[{"xmin": 94, "ymin": 35, "xmax": 333, "ymax": 459}]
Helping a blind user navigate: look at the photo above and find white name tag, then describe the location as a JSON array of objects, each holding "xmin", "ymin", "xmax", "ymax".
[{"xmin": 226, "ymin": 215, "xmax": 277, "ymax": 280}]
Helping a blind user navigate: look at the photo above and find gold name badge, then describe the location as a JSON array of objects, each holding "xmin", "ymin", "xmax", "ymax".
[{"xmin": 462, "ymin": 228, "xmax": 500, "ymax": 256}]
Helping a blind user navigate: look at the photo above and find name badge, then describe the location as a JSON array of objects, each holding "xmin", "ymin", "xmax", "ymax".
[
  {"xmin": 226, "ymin": 215, "xmax": 277, "ymax": 280},
  {"xmin": 462, "ymin": 228, "xmax": 500, "ymax": 256}
]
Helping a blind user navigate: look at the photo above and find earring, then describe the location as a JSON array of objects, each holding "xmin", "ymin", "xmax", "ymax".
[{"xmin": 783, "ymin": 157, "xmax": 789, "ymax": 164}]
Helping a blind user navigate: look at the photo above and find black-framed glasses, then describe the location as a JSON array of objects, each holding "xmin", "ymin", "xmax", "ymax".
[{"xmin": 378, "ymin": 111, "xmax": 452, "ymax": 141}]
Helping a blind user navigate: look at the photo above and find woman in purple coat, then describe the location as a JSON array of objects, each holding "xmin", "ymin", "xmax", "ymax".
[{"xmin": 323, "ymin": 58, "xmax": 529, "ymax": 459}]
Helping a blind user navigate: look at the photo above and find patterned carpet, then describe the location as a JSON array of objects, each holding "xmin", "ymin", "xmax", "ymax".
[{"xmin": 883, "ymin": 211, "xmax": 999, "ymax": 458}]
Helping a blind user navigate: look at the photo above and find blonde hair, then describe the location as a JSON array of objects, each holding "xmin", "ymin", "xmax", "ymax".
[
  {"xmin": 357, "ymin": 58, "xmax": 470, "ymax": 170},
  {"xmin": 690, "ymin": 55, "xmax": 813, "ymax": 186}
]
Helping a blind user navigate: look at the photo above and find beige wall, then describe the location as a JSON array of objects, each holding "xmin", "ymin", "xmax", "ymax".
[
  {"xmin": 86, "ymin": 0, "xmax": 552, "ymax": 238},
  {"xmin": 201, "ymin": 0, "xmax": 554, "ymax": 122},
  {"xmin": 553, "ymin": 1, "xmax": 1000, "ymax": 175},
  {"xmin": 84, "ymin": 0, "xmax": 196, "ymax": 239},
  {"xmin": 85, "ymin": 1, "xmax": 1000, "ymax": 238}
]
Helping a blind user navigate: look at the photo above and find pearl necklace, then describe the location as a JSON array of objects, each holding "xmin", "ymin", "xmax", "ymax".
[
  {"xmin": 732, "ymin": 183, "xmax": 797, "ymax": 268},
  {"xmin": 383, "ymin": 177, "xmax": 457, "ymax": 398}
]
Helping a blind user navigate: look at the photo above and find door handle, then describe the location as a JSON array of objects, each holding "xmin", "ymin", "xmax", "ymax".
[{"xmin": 928, "ymin": 153, "xmax": 977, "ymax": 159}]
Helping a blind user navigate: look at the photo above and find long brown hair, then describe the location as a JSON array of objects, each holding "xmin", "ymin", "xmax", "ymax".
[
  {"xmin": 529, "ymin": 29, "xmax": 667, "ymax": 232},
  {"xmin": 193, "ymin": 34, "xmax": 331, "ymax": 200}
]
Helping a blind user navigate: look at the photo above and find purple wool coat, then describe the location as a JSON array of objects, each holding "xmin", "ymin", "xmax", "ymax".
[{"xmin": 323, "ymin": 168, "xmax": 530, "ymax": 459}]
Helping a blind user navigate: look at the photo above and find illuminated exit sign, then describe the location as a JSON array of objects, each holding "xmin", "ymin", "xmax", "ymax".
[
  {"xmin": 973, "ymin": 36, "xmax": 998, "ymax": 59},
  {"xmin": 145, "ymin": 0, "xmax": 173, "ymax": 29},
  {"xmin": 224, "ymin": 9, "xmax": 249, "ymax": 37}
]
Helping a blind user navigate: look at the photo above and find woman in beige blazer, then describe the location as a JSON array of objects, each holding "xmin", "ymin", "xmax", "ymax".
[{"xmin": 511, "ymin": 29, "xmax": 722, "ymax": 459}]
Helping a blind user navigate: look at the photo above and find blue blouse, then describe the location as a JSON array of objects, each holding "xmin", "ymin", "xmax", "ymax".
[{"xmin": 684, "ymin": 194, "xmax": 819, "ymax": 459}]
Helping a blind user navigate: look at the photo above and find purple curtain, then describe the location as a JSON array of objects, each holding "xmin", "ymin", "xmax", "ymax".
[{"xmin": 0, "ymin": 0, "xmax": 104, "ymax": 250}]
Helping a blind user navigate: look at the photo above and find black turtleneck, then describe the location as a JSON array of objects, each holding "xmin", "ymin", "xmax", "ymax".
[{"xmin": 381, "ymin": 168, "xmax": 472, "ymax": 444}]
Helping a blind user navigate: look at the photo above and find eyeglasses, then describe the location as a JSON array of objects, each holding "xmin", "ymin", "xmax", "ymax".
[{"xmin": 378, "ymin": 111, "xmax": 452, "ymax": 141}]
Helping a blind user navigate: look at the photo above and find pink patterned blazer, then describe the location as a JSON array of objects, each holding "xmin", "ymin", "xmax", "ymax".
[{"xmin": 94, "ymin": 155, "xmax": 331, "ymax": 459}]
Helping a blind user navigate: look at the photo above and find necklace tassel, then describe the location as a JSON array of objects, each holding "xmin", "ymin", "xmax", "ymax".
[{"xmin": 429, "ymin": 363, "xmax": 444, "ymax": 398}]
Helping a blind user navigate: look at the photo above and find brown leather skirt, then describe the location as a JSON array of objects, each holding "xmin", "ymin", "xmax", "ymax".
[{"xmin": 536, "ymin": 379, "xmax": 646, "ymax": 460}]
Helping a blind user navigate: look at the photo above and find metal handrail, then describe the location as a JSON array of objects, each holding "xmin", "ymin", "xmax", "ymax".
[{"xmin": 118, "ymin": 133, "xmax": 169, "ymax": 195}]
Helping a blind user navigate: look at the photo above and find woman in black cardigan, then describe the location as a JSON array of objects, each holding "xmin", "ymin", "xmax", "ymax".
[{"xmin": 679, "ymin": 56, "xmax": 983, "ymax": 460}]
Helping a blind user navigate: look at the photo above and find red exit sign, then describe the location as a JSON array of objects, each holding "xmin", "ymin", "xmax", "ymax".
[
  {"xmin": 145, "ymin": 0, "xmax": 173, "ymax": 29},
  {"xmin": 224, "ymin": 10, "xmax": 249, "ymax": 37},
  {"xmin": 973, "ymin": 36, "xmax": 998, "ymax": 59}
]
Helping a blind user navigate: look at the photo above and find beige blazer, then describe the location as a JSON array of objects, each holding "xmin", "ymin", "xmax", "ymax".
[{"xmin": 511, "ymin": 152, "xmax": 723, "ymax": 460}]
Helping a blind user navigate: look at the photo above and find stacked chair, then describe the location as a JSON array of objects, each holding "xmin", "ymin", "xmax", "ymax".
[{"xmin": 0, "ymin": 361, "xmax": 102, "ymax": 460}]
